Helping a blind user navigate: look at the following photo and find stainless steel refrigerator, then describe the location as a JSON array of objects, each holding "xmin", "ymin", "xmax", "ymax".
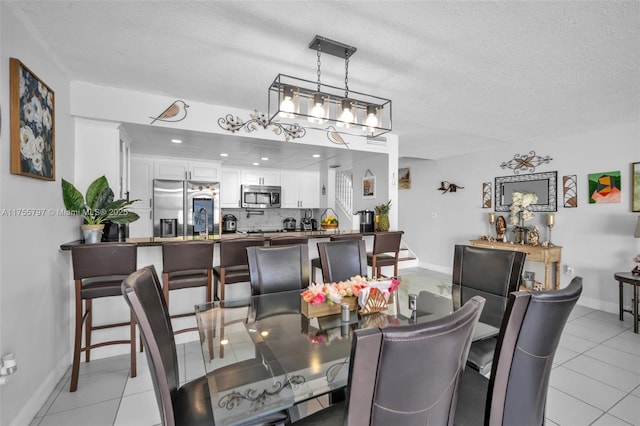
[{"xmin": 153, "ymin": 179, "xmax": 220, "ymax": 238}]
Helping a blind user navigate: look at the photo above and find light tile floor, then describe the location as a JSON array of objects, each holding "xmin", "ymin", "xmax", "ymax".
[{"xmin": 31, "ymin": 268, "xmax": 640, "ymax": 425}]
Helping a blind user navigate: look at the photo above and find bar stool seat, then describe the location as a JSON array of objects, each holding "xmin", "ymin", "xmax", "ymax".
[{"xmin": 70, "ymin": 243, "xmax": 138, "ymax": 392}]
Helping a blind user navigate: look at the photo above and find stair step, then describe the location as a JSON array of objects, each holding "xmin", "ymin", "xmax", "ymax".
[{"xmin": 398, "ymin": 256, "xmax": 416, "ymax": 262}]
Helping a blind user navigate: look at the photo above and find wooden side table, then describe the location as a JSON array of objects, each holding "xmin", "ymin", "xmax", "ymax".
[
  {"xmin": 469, "ymin": 240, "xmax": 562, "ymax": 290},
  {"xmin": 614, "ymin": 272, "xmax": 640, "ymax": 334}
]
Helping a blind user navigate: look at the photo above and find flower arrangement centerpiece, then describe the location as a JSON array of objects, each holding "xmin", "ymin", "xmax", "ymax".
[
  {"xmin": 509, "ymin": 191, "xmax": 538, "ymax": 243},
  {"xmin": 301, "ymin": 276, "xmax": 400, "ymax": 318}
]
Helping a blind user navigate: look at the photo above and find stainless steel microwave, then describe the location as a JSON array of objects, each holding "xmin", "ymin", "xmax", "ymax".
[{"xmin": 241, "ymin": 185, "xmax": 281, "ymax": 208}]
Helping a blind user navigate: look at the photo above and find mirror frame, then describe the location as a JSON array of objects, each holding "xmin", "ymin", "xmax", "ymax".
[{"xmin": 494, "ymin": 171, "xmax": 558, "ymax": 212}]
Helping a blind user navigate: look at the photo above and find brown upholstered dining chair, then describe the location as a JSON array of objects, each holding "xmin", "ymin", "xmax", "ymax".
[
  {"xmin": 70, "ymin": 243, "xmax": 138, "ymax": 392},
  {"xmin": 366, "ymin": 231, "xmax": 404, "ymax": 278},
  {"xmin": 452, "ymin": 244, "xmax": 526, "ymax": 375},
  {"xmin": 161, "ymin": 240, "xmax": 214, "ymax": 334},
  {"xmin": 455, "ymin": 277, "xmax": 583, "ymax": 426},
  {"xmin": 311, "ymin": 233, "xmax": 362, "ymax": 283},
  {"xmin": 213, "ymin": 237, "xmax": 265, "ymax": 300},
  {"xmin": 121, "ymin": 266, "xmax": 288, "ymax": 426},
  {"xmin": 294, "ymin": 296, "xmax": 486, "ymax": 425},
  {"xmin": 317, "ymin": 239, "xmax": 367, "ymax": 283},
  {"xmin": 247, "ymin": 244, "xmax": 310, "ymax": 295}
]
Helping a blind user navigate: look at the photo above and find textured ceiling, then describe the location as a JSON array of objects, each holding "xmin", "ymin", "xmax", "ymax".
[{"xmin": 7, "ymin": 1, "xmax": 640, "ymax": 163}]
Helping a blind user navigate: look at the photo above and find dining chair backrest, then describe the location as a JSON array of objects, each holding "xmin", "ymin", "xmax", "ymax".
[
  {"xmin": 345, "ymin": 296, "xmax": 485, "ymax": 425},
  {"xmin": 455, "ymin": 277, "xmax": 582, "ymax": 426},
  {"xmin": 247, "ymin": 244, "xmax": 310, "ymax": 295},
  {"xmin": 371, "ymin": 231, "xmax": 403, "ymax": 256},
  {"xmin": 162, "ymin": 240, "xmax": 213, "ymax": 273},
  {"xmin": 452, "ymin": 244, "xmax": 526, "ymax": 328},
  {"xmin": 317, "ymin": 239, "xmax": 367, "ymax": 282},
  {"xmin": 121, "ymin": 265, "xmax": 179, "ymax": 426}
]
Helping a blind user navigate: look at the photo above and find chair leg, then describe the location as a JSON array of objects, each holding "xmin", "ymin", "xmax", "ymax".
[
  {"xmin": 70, "ymin": 292, "xmax": 84, "ymax": 392},
  {"xmin": 130, "ymin": 312, "xmax": 137, "ymax": 378},
  {"xmin": 220, "ymin": 269, "xmax": 226, "ymax": 301},
  {"xmin": 207, "ymin": 270, "xmax": 212, "ymax": 303},
  {"xmin": 85, "ymin": 299, "xmax": 92, "ymax": 363},
  {"xmin": 213, "ymin": 276, "xmax": 219, "ymax": 301}
]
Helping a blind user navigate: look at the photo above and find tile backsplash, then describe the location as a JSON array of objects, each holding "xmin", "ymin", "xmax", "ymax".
[{"xmin": 222, "ymin": 208, "xmax": 324, "ymax": 231}]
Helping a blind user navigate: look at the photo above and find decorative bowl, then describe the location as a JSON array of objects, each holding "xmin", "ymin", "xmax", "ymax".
[{"xmin": 321, "ymin": 223, "xmax": 339, "ymax": 229}]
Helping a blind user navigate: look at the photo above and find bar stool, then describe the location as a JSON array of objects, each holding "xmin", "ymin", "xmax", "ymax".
[
  {"xmin": 213, "ymin": 237, "xmax": 265, "ymax": 300},
  {"xmin": 311, "ymin": 234, "xmax": 362, "ymax": 283},
  {"xmin": 161, "ymin": 240, "xmax": 214, "ymax": 334},
  {"xmin": 70, "ymin": 243, "xmax": 138, "ymax": 392},
  {"xmin": 367, "ymin": 231, "xmax": 404, "ymax": 278}
]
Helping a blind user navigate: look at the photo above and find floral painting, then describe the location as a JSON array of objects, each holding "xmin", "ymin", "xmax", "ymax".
[
  {"xmin": 588, "ymin": 171, "xmax": 621, "ymax": 204},
  {"xmin": 633, "ymin": 162, "xmax": 640, "ymax": 212},
  {"xmin": 10, "ymin": 58, "xmax": 55, "ymax": 181}
]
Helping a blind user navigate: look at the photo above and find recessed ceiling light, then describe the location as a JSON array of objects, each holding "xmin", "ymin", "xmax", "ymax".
[
  {"xmin": 171, "ymin": 139, "xmax": 182, "ymax": 144},
  {"xmin": 220, "ymin": 153, "xmax": 228, "ymax": 157},
  {"xmin": 253, "ymin": 162, "xmax": 259, "ymax": 166},
  {"xmin": 261, "ymin": 157, "xmax": 269, "ymax": 161},
  {"xmin": 312, "ymin": 154, "xmax": 320, "ymax": 158}
]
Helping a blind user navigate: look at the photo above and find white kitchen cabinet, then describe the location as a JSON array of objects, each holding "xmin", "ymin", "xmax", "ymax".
[
  {"xmin": 221, "ymin": 167, "xmax": 242, "ymax": 208},
  {"xmin": 130, "ymin": 156, "xmax": 153, "ymax": 210},
  {"xmin": 128, "ymin": 208, "xmax": 153, "ymax": 238},
  {"xmin": 281, "ymin": 171, "xmax": 320, "ymax": 208},
  {"xmin": 154, "ymin": 159, "xmax": 221, "ymax": 181},
  {"xmin": 242, "ymin": 169, "xmax": 281, "ymax": 186}
]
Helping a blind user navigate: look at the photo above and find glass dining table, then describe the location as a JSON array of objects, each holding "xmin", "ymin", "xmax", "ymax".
[{"xmin": 194, "ymin": 276, "xmax": 502, "ymax": 425}]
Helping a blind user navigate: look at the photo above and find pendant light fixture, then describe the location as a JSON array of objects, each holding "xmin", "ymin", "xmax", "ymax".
[{"xmin": 268, "ymin": 35, "xmax": 392, "ymax": 137}]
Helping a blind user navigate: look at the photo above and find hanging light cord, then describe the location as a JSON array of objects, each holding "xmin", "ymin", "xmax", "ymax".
[
  {"xmin": 316, "ymin": 44, "xmax": 322, "ymax": 92},
  {"xmin": 344, "ymin": 51, "xmax": 350, "ymax": 98}
]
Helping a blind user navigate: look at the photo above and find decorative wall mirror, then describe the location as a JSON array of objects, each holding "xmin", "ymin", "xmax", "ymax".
[{"xmin": 495, "ymin": 171, "xmax": 557, "ymax": 212}]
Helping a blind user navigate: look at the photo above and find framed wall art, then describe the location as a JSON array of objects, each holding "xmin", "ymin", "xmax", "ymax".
[
  {"xmin": 10, "ymin": 58, "xmax": 55, "ymax": 181},
  {"xmin": 588, "ymin": 170, "xmax": 621, "ymax": 204},
  {"xmin": 398, "ymin": 167, "xmax": 411, "ymax": 189},
  {"xmin": 362, "ymin": 175, "xmax": 376, "ymax": 199},
  {"xmin": 482, "ymin": 182, "xmax": 492, "ymax": 208},
  {"xmin": 633, "ymin": 162, "xmax": 640, "ymax": 212},
  {"xmin": 563, "ymin": 175, "xmax": 577, "ymax": 208}
]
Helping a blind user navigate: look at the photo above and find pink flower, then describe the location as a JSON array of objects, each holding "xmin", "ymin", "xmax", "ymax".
[
  {"xmin": 310, "ymin": 293, "xmax": 326, "ymax": 305},
  {"xmin": 389, "ymin": 278, "xmax": 400, "ymax": 292}
]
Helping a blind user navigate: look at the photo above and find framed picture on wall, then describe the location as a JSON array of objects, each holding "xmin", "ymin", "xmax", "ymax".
[
  {"xmin": 10, "ymin": 58, "xmax": 55, "ymax": 181},
  {"xmin": 633, "ymin": 162, "xmax": 640, "ymax": 212},
  {"xmin": 362, "ymin": 175, "xmax": 376, "ymax": 199}
]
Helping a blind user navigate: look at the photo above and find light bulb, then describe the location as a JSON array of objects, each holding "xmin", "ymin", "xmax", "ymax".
[
  {"xmin": 280, "ymin": 97, "xmax": 294, "ymax": 114},
  {"xmin": 365, "ymin": 113, "xmax": 378, "ymax": 128},
  {"xmin": 310, "ymin": 103, "xmax": 325, "ymax": 118},
  {"xmin": 339, "ymin": 99, "xmax": 354, "ymax": 124},
  {"xmin": 279, "ymin": 86, "xmax": 297, "ymax": 118}
]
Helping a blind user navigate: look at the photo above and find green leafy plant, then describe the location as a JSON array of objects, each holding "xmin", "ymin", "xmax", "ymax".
[
  {"xmin": 61, "ymin": 176, "xmax": 139, "ymax": 225},
  {"xmin": 374, "ymin": 200, "xmax": 392, "ymax": 215}
]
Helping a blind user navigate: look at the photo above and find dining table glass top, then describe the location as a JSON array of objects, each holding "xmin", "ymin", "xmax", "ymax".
[{"xmin": 194, "ymin": 274, "xmax": 502, "ymax": 425}]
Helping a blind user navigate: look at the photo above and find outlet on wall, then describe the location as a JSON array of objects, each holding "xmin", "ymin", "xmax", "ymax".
[{"xmin": 564, "ymin": 265, "xmax": 574, "ymax": 275}]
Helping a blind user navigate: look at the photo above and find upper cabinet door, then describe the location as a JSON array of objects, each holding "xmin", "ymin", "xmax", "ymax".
[
  {"xmin": 154, "ymin": 159, "xmax": 221, "ymax": 181},
  {"xmin": 154, "ymin": 160, "xmax": 189, "ymax": 180},
  {"xmin": 189, "ymin": 161, "xmax": 220, "ymax": 181},
  {"xmin": 130, "ymin": 157, "xmax": 153, "ymax": 210},
  {"xmin": 221, "ymin": 167, "xmax": 242, "ymax": 208},
  {"xmin": 242, "ymin": 169, "xmax": 281, "ymax": 186},
  {"xmin": 299, "ymin": 172, "xmax": 320, "ymax": 208}
]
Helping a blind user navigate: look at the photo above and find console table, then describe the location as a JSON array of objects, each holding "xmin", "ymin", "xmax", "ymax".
[
  {"xmin": 614, "ymin": 272, "xmax": 639, "ymax": 334},
  {"xmin": 469, "ymin": 240, "xmax": 562, "ymax": 290}
]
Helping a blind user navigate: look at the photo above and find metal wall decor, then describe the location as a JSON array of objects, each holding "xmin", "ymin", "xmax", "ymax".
[
  {"xmin": 149, "ymin": 100, "xmax": 189, "ymax": 124},
  {"xmin": 500, "ymin": 151, "xmax": 553, "ymax": 174},
  {"xmin": 437, "ymin": 181, "xmax": 464, "ymax": 194},
  {"xmin": 495, "ymin": 171, "xmax": 557, "ymax": 212},
  {"xmin": 563, "ymin": 175, "xmax": 577, "ymax": 208},
  {"xmin": 482, "ymin": 182, "xmax": 492, "ymax": 208},
  {"xmin": 218, "ymin": 110, "xmax": 306, "ymax": 142}
]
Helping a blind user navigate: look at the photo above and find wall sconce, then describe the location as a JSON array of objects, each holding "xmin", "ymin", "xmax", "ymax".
[{"xmin": 438, "ymin": 181, "xmax": 464, "ymax": 194}]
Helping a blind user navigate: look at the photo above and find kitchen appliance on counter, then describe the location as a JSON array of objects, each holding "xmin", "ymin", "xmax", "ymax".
[
  {"xmin": 300, "ymin": 209, "xmax": 313, "ymax": 231},
  {"xmin": 283, "ymin": 217, "xmax": 297, "ymax": 231},
  {"xmin": 222, "ymin": 214, "xmax": 238, "ymax": 233},
  {"xmin": 153, "ymin": 179, "xmax": 220, "ymax": 238},
  {"xmin": 240, "ymin": 185, "xmax": 281, "ymax": 209},
  {"xmin": 357, "ymin": 210, "xmax": 375, "ymax": 233}
]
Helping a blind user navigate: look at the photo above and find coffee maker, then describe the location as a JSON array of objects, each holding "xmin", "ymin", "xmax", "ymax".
[{"xmin": 357, "ymin": 210, "xmax": 375, "ymax": 232}]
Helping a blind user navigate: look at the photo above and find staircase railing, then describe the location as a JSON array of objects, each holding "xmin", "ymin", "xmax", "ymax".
[{"xmin": 335, "ymin": 170, "xmax": 353, "ymax": 216}]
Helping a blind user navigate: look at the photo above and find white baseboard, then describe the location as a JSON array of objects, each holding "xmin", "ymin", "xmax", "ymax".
[
  {"xmin": 576, "ymin": 295, "xmax": 619, "ymax": 315},
  {"xmin": 417, "ymin": 262, "xmax": 452, "ymax": 276},
  {"xmin": 14, "ymin": 351, "xmax": 71, "ymax": 426}
]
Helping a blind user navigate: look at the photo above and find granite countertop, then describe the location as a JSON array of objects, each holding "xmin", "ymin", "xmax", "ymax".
[{"xmin": 59, "ymin": 229, "xmax": 369, "ymax": 250}]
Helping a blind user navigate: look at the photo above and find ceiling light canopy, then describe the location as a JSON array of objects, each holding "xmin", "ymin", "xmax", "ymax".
[{"xmin": 268, "ymin": 35, "xmax": 392, "ymax": 138}]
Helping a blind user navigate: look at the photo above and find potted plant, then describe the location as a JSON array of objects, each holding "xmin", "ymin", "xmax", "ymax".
[
  {"xmin": 62, "ymin": 175, "xmax": 139, "ymax": 243},
  {"xmin": 374, "ymin": 200, "xmax": 392, "ymax": 232}
]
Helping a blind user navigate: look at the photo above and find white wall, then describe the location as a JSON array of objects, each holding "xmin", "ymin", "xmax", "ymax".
[
  {"xmin": 399, "ymin": 121, "xmax": 640, "ymax": 313},
  {"xmin": 0, "ymin": 4, "xmax": 76, "ymax": 425}
]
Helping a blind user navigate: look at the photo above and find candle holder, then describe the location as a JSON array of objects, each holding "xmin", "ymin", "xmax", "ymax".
[
  {"xmin": 488, "ymin": 213, "xmax": 496, "ymax": 241},
  {"xmin": 546, "ymin": 213, "xmax": 555, "ymax": 247}
]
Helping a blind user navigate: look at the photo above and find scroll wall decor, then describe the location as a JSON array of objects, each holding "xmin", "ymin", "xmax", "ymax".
[
  {"xmin": 218, "ymin": 110, "xmax": 306, "ymax": 141},
  {"xmin": 563, "ymin": 175, "xmax": 577, "ymax": 208},
  {"xmin": 500, "ymin": 151, "xmax": 552, "ymax": 174}
]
